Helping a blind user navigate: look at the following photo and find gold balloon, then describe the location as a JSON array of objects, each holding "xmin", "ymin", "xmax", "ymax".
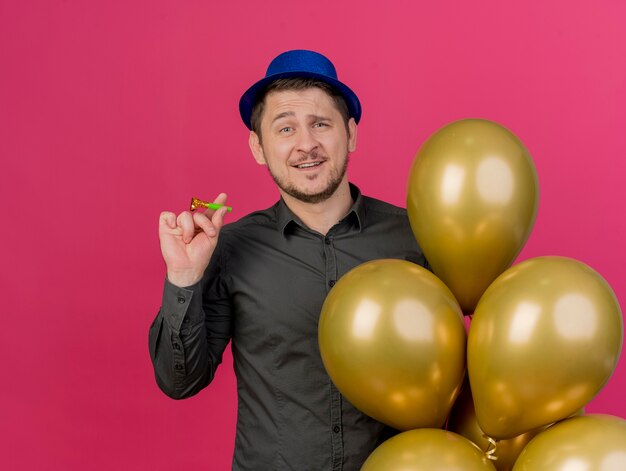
[
  {"xmin": 468, "ymin": 256, "xmax": 623, "ymax": 439},
  {"xmin": 318, "ymin": 259, "xmax": 466, "ymax": 430},
  {"xmin": 361, "ymin": 429, "xmax": 497, "ymax": 471},
  {"xmin": 448, "ymin": 383, "xmax": 585, "ymax": 471},
  {"xmin": 512, "ymin": 415, "xmax": 626, "ymax": 470},
  {"xmin": 407, "ymin": 119, "xmax": 538, "ymax": 312},
  {"xmin": 448, "ymin": 382, "xmax": 549, "ymax": 471}
]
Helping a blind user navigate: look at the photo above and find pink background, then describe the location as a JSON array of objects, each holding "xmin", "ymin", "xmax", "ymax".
[{"xmin": 2, "ymin": 1, "xmax": 625, "ymax": 469}]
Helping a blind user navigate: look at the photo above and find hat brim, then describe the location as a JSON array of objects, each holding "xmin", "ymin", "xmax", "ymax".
[{"xmin": 239, "ymin": 71, "xmax": 361, "ymax": 130}]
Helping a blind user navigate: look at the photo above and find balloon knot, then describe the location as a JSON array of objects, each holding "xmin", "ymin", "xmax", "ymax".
[{"xmin": 484, "ymin": 435, "xmax": 499, "ymax": 461}]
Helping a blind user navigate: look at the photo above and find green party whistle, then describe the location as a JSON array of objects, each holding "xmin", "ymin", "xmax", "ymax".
[{"xmin": 190, "ymin": 197, "xmax": 233, "ymax": 212}]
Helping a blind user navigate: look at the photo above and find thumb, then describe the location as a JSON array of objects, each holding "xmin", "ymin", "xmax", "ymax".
[{"xmin": 212, "ymin": 207, "xmax": 229, "ymax": 232}]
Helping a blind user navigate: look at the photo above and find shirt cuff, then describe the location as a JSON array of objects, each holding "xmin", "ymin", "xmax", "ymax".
[{"xmin": 161, "ymin": 278, "xmax": 203, "ymax": 331}]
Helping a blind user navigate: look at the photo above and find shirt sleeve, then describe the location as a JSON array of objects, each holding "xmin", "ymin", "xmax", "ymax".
[{"xmin": 148, "ymin": 240, "xmax": 233, "ymax": 399}]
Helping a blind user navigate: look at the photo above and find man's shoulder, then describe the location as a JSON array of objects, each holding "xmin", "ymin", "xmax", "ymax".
[
  {"xmin": 361, "ymin": 194, "xmax": 409, "ymax": 218},
  {"xmin": 220, "ymin": 202, "xmax": 280, "ymax": 238}
]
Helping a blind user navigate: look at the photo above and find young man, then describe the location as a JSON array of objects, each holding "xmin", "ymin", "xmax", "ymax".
[{"xmin": 150, "ymin": 50, "xmax": 427, "ymax": 470}]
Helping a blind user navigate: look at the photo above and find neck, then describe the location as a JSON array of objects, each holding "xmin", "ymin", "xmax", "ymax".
[{"xmin": 281, "ymin": 180, "xmax": 353, "ymax": 235}]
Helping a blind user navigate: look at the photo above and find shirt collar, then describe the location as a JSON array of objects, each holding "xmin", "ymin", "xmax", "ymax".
[{"xmin": 277, "ymin": 183, "xmax": 365, "ymax": 236}]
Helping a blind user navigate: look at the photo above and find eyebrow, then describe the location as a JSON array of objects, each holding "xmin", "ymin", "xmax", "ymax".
[
  {"xmin": 271, "ymin": 112, "xmax": 332, "ymax": 125},
  {"xmin": 271, "ymin": 111, "xmax": 295, "ymax": 124}
]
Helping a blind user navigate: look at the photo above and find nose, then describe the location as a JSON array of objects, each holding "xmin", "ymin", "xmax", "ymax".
[{"xmin": 295, "ymin": 127, "xmax": 319, "ymax": 154}]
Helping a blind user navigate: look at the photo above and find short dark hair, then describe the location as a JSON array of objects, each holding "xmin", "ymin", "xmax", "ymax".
[{"xmin": 250, "ymin": 78, "xmax": 350, "ymax": 142}]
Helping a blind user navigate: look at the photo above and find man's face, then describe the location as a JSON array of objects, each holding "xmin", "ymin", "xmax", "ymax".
[{"xmin": 249, "ymin": 87, "xmax": 357, "ymax": 204}]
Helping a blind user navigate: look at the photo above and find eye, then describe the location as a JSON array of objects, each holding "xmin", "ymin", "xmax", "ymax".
[
  {"xmin": 314, "ymin": 122, "xmax": 329, "ymax": 128},
  {"xmin": 279, "ymin": 126, "xmax": 293, "ymax": 133}
]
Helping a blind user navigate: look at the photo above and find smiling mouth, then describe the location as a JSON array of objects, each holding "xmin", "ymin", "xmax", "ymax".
[{"xmin": 295, "ymin": 161, "xmax": 324, "ymax": 169}]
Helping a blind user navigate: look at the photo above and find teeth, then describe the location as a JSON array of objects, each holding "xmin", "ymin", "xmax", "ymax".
[{"xmin": 297, "ymin": 162, "xmax": 322, "ymax": 168}]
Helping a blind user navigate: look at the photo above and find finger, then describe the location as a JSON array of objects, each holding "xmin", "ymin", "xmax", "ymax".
[
  {"xmin": 201, "ymin": 193, "xmax": 228, "ymax": 217},
  {"xmin": 159, "ymin": 211, "xmax": 177, "ymax": 230},
  {"xmin": 213, "ymin": 193, "xmax": 228, "ymax": 205},
  {"xmin": 193, "ymin": 211, "xmax": 217, "ymax": 238},
  {"xmin": 177, "ymin": 211, "xmax": 196, "ymax": 244},
  {"xmin": 212, "ymin": 206, "xmax": 229, "ymax": 232}
]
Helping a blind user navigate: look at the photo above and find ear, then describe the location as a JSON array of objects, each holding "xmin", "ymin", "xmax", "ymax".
[
  {"xmin": 347, "ymin": 118, "xmax": 357, "ymax": 153},
  {"xmin": 249, "ymin": 131, "xmax": 267, "ymax": 166}
]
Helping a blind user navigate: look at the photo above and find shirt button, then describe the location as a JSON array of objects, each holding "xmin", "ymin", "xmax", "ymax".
[
  {"xmin": 328, "ymin": 280, "xmax": 336, "ymax": 287},
  {"xmin": 172, "ymin": 343, "xmax": 181, "ymax": 350},
  {"xmin": 177, "ymin": 296, "xmax": 186, "ymax": 304},
  {"xmin": 333, "ymin": 425, "xmax": 341, "ymax": 433},
  {"xmin": 174, "ymin": 364, "xmax": 183, "ymax": 370},
  {"xmin": 324, "ymin": 238, "xmax": 331, "ymax": 245}
]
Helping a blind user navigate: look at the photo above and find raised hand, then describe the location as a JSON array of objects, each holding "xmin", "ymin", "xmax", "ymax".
[{"xmin": 159, "ymin": 193, "xmax": 229, "ymax": 287}]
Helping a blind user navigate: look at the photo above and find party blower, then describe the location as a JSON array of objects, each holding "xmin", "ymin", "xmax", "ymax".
[{"xmin": 189, "ymin": 197, "xmax": 232, "ymax": 212}]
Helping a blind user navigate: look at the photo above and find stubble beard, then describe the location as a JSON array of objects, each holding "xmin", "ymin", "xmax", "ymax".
[{"xmin": 267, "ymin": 153, "xmax": 350, "ymax": 204}]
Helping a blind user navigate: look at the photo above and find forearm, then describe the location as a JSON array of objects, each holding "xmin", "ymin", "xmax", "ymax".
[{"xmin": 148, "ymin": 279, "xmax": 222, "ymax": 399}]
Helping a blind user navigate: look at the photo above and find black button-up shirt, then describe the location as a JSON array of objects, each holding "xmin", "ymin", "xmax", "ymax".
[{"xmin": 149, "ymin": 184, "xmax": 428, "ymax": 470}]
